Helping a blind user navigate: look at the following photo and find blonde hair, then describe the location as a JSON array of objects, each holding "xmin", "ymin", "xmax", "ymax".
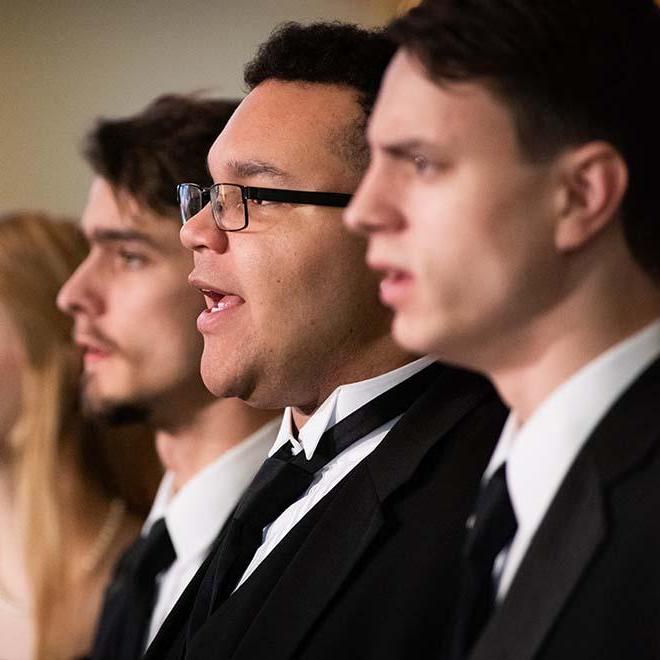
[{"xmin": 0, "ymin": 212, "xmax": 159, "ymax": 659}]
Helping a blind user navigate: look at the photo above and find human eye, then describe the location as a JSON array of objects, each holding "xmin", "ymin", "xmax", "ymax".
[
  {"xmin": 411, "ymin": 153, "xmax": 441, "ymax": 176},
  {"xmin": 247, "ymin": 198, "xmax": 278, "ymax": 207},
  {"xmin": 117, "ymin": 247, "xmax": 148, "ymax": 270}
]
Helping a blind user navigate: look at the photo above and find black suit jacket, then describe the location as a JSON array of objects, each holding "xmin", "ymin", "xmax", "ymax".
[
  {"xmin": 145, "ymin": 364, "xmax": 507, "ymax": 660},
  {"xmin": 468, "ymin": 355, "xmax": 660, "ymax": 660},
  {"xmin": 89, "ymin": 532, "xmax": 144, "ymax": 660}
]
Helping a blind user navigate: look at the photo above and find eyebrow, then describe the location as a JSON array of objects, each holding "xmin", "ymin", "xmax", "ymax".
[
  {"xmin": 88, "ymin": 228, "xmax": 159, "ymax": 247},
  {"xmin": 206, "ymin": 158, "xmax": 291, "ymax": 183},
  {"xmin": 380, "ymin": 139, "xmax": 434, "ymax": 158}
]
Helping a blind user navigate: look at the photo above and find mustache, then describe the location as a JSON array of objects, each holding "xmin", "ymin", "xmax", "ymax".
[{"xmin": 73, "ymin": 326, "xmax": 120, "ymax": 353}]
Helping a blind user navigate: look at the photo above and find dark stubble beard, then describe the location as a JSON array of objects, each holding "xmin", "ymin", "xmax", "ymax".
[
  {"xmin": 80, "ymin": 373, "xmax": 153, "ymax": 426},
  {"xmin": 84, "ymin": 398, "xmax": 153, "ymax": 426}
]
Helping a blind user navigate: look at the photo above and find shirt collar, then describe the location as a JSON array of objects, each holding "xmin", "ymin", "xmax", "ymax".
[
  {"xmin": 269, "ymin": 356, "xmax": 436, "ymax": 461},
  {"xmin": 144, "ymin": 417, "xmax": 280, "ymax": 562},
  {"xmin": 485, "ymin": 318, "xmax": 660, "ymax": 539}
]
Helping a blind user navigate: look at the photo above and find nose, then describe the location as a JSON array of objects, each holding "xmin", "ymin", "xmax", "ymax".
[
  {"xmin": 344, "ymin": 160, "xmax": 405, "ymax": 236},
  {"xmin": 56, "ymin": 257, "xmax": 103, "ymax": 318},
  {"xmin": 180, "ymin": 204, "xmax": 229, "ymax": 253}
]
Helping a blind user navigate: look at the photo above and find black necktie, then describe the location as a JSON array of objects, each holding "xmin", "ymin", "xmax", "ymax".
[
  {"xmin": 451, "ymin": 464, "xmax": 518, "ymax": 659},
  {"xmin": 187, "ymin": 363, "xmax": 442, "ymax": 640},
  {"xmin": 91, "ymin": 517, "xmax": 176, "ymax": 660}
]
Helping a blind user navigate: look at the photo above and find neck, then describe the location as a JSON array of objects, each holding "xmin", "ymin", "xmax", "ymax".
[
  {"xmin": 489, "ymin": 258, "xmax": 660, "ymax": 424},
  {"xmin": 155, "ymin": 397, "xmax": 279, "ymax": 492},
  {"xmin": 291, "ymin": 334, "xmax": 418, "ymax": 430}
]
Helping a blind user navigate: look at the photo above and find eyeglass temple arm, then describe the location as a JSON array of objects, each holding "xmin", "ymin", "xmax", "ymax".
[{"xmin": 244, "ymin": 186, "xmax": 352, "ymax": 208}]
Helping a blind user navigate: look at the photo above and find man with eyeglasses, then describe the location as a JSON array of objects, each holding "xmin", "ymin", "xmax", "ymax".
[
  {"xmin": 57, "ymin": 95, "xmax": 281, "ymax": 660},
  {"xmin": 144, "ymin": 22, "xmax": 506, "ymax": 660}
]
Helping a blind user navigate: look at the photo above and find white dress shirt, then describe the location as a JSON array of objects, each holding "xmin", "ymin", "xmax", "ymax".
[
  {"xmin": 236, "ymin": 355, "xmax": 436, "ymax": 590},
  {"xmin": 484, "ymin": 318, "xmax": 660, "ymax": 600},
  {"xmin": 143, "ymin": 418, "xmax": 280, "ymax": 647}
]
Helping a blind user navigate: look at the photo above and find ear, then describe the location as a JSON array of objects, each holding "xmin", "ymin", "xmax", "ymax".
[{"xmin": 554, "ymin": 141, "xmax": 628, "ymax": 253}]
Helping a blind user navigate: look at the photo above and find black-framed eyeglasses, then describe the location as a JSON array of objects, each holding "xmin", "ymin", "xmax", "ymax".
[{"xmin": 177, "ymin": 182, "xmax": 352, "ymax": 232}]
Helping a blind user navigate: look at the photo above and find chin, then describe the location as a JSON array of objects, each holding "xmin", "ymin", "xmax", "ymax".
[
  {"xmin": 201, "ymin": 358, "xmax": 275, "ymax": 409},
  {"xmin": 392, "ymin": 312, "xmax": 438, "ymax": 356},
  {"xmin": 200, "ymin": 360, "xmax": 239, "ymax": 399},
  {"xmin": 81, "ymin": 390, "xmax": 152, "ymax": 425},
  {"xmin": 200, "ymin": 376, "xmax": 224, "ymax": 398}
]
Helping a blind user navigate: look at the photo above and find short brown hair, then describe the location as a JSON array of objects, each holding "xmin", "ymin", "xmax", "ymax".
[
  {"xmin": 83, "ymin": 94, "xmax": 240, "ymax": 218},
  {"xmin": 389, "ymin": 0, "xmax": 660, "ymax": 280}
]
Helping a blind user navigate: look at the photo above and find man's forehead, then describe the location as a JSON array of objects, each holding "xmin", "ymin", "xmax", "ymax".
[
  {"xmin": 370, "ymin": 51, "xmax": 447, "ymax": 137},
  {"xmin": 82, "ymin": 178, "xmax": 177, "ymax": 245},
  {"xmin": 207, "ymin": 80, "xmax": 361, "ymax": 181},
  {"xmin": 370, "ymin": 50, "xmax": 513, "ymax": 150},
  {"xmin": 238, "ymin": 79, "xmax": 361, "ymax": 124}
]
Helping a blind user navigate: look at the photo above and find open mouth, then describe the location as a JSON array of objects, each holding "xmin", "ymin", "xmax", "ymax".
[
  {"xmin": 201, "ymin": 288, "xmax": 244, "ymax": 313},
  {"xmin": 83, "ymin": 346, "xmax": 110, "ymax": 358},
  {"xmin": 369, "ymin": 264, "xmax": 415, "ymax": 309},
  {"xmin": 381, "ymin": 268, "xmax": 412, "ymax": 286}
]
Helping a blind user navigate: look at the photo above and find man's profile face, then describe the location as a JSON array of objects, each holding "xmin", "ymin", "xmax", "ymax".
[
  {"xmin": 57, "ymin": 177, "xmax": 209, "ymax": 420},
  {"xmin": 346, "ymin": 50, "xmax": 563, "ymax": 369},
  {"xmin": 180, "ymin": 81, "xmax": 391, "ymax": 410}
]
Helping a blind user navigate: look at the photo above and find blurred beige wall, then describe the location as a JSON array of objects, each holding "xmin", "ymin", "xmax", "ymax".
[{"xmin": 0, "ymin": 0, "xmax": 398, "ymax": 217}]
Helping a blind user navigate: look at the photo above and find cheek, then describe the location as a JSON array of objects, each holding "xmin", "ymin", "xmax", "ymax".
[
  {"xmin": 110, "ymin": 281, "xmax": 202, "ymax": 353},
  {"xmin": 149, "ymin": 288, "xmax": 203, "ymax": 353},
  {"xmin": 421, "ymin": 184, "xmax": 555, "ymax": 317},
  {"xmin": 401, "ymin": 189, "xmax": 502, "ymax": 321},
  {"xmin": 409, "ymin": 192, "xmax": 485, "ymax": 285},
  {"xmin": 240, "ymin": 225, "xmax": 323, "ymax": 304},
  {"xmin": 241, "ymin": 227, "xmax": 374, "ymax": 344},
  {"xmin": 168, "ymin": 285, "xmax": 206, "ymax": 324}
]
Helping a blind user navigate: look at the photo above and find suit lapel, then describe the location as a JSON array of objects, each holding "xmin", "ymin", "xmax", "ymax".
[
  {"xmin": 469, "ymin": 355, "xmax": 660, "ymax": 660},
  {"xmin": 231, "ymin": 463, "xmax": 384, "ymax": 660},
  {"xmin": 229, "ymin": 367, "xmax": 500, "ymax": 659},
  {"xmin": 367, "ymin": 367, "xmax": 499, "ymax": 501}
]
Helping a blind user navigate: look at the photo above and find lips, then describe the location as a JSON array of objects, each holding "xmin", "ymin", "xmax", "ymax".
[
  {"xmin": 189, "ymin": 274, "xmax": 245, "ymax": 333},
  {"xmin": 366, "ymin": 256, "xmax": 415, "ymax": 310},
  {"xmin": 74, "ymin": 333, "xmax": 115, "ymax": 364}
]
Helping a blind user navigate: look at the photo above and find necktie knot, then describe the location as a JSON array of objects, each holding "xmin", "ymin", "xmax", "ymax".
[
  {"xmin": 132, "ymin": 518, "xmax": 177, "ymax": 586},
  {"xmin": 231, "ymin": 453, "xmax": 314, "ymax": 532},
  {"xmin": 465, "ymin": 464, "xmax": 517, "ymax": 568},
  {"xmin": 452, "ymin": 463, "xmax": 518, "ymax": 659}
]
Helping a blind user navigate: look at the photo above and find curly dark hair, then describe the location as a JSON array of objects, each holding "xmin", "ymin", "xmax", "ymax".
[
  {"xmin": 244, "ymin": 22, "xmax": 396, "ymax": 173},
  {"xmin": 83, "ymin": 94, "xmax": 240, "ymax": 219},
  {"xmin": 389, "ymin": 0, "xmax": 660, "ymax": 280}
]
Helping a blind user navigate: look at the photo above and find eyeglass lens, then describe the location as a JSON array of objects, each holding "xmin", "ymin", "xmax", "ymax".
[
  {"xmin": 209, "ymin": 184, "xmax": 246, "ymax": 231},
  {"xmin": 178, "ymin": 183, "xmax": 246, "ymax": 231},
  {"xmin": 178, "ymin": 184, "xmax": 203, "ymax": 223}
]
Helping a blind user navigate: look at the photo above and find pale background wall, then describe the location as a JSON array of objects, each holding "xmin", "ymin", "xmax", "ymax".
[{"xmin": 0, "ymin": 0, "xmax": 399, "ymax": 217}]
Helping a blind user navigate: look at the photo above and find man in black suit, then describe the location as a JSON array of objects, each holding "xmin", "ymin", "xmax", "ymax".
[
  {"xmin": 58, "ymin": 95, "xmax": 281, "ymax": 660},
  {"xmin": 347, "ymin": 1, "xmax": 660, "ymax": 658},
  {"xmin": 144, "ymin": 22, "xmax": 507, "ymax": 660}
]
